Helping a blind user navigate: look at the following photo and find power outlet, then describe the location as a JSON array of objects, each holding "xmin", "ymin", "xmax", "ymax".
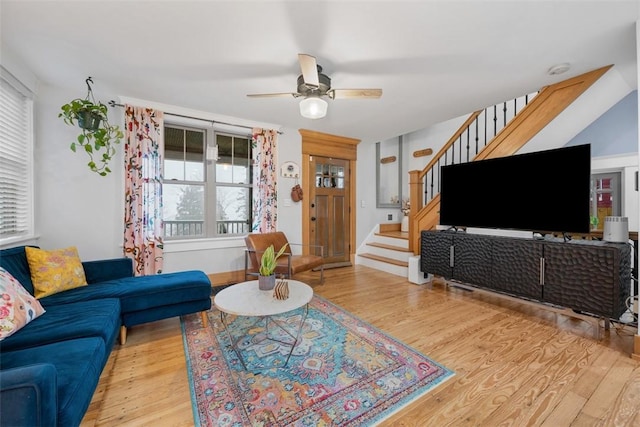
[{"xmin": 387, "ymin": 214, "xmax": 393, "ymax": 221}]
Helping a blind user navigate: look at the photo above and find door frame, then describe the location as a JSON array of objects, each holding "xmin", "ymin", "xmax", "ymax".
[{"xmin": 299, "ymin": 129, "xmax": 359, "ymax": 263}]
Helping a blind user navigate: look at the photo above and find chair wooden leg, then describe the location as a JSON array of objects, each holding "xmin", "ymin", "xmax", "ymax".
[
  {"xmin": 120, "ymin": 326, "xmax": 127, "ymax": 345},
  {"xmin": 200, "ymin": 311, "xmax": 209, "ymax": 327},
  {"xmin": 320, "ymin": 265, "xmax": 324, "ymax": 284}
]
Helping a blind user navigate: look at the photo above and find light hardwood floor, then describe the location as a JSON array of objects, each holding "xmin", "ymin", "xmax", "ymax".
[{"xmin": 82, "ymin": 265, "xmax": 640, "ymax": 426}]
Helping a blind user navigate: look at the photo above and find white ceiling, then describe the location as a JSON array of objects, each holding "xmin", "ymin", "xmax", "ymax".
[{"xmin": 2, "ymin": 0, "xmax": 639, "ymax": 143}]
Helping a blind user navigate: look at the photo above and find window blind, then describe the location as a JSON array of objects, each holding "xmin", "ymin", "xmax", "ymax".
[{"xmin": 0, "ymin": 69, "xmax": 34, "ymax": 242}]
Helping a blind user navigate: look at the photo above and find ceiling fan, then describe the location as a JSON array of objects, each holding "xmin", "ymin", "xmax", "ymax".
[{"xmin": 247, "ymin": 54, "xmax": 383, "ymax": 119}]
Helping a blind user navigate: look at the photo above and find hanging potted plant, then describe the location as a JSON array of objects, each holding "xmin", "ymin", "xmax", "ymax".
[
  {"xmin": 258, "ymin": 243, "xmax": 289, "ymax": 291},
  {"xmin": 58, "ymin": 77, "xmax": 124, "ymax": 176}
]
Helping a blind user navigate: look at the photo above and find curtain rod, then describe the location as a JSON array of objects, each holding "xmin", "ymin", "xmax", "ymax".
[{"xmin": 108, "ymin": 101, "xmax": 283, "ymax": 134}]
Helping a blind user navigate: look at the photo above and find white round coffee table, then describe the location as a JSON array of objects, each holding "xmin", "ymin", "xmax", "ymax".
[{"xmin": 213, "ymin": 279, "xmax": 313, "ymax": 369}]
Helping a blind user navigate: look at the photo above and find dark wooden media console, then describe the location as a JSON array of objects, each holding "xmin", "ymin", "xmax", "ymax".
[{"xmin": 421, "ymin": 230, "xmax": 632, "ymax": 320}]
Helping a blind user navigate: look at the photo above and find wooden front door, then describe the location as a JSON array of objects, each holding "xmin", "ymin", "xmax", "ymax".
[
  {"xmin": 309, "ymin": 156, "xmax": 350, "ymax": 265},
  {"xmin": 300, "ymin": 129, "xmax": 359, "ymax": 267}
]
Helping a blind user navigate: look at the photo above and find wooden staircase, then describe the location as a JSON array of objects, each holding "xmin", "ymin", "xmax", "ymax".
[
  {"xmin": 407, "ymin": 65, "xmax": 613, "ymax": 254},
  {"xmin": 357, "ymin": 223, "xmax": 412, "ymax": 277},
  {"xmin": 358, "ymin": 65, "xmax": 614, "ymax": 277}
]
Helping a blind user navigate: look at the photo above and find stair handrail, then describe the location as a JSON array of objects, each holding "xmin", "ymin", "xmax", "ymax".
[
  {"xmin": 418, "ymin": 109, "xmax": 483, "ymax": 182},
  {"xmin": 407, "ymin": 65, "xmax": 614, "ymax": 254},
  {"xmin": 406, "ymin": 93, "xmax": 538, "ymax": 254},
  {"xmin": 417, "ymin": 93, "xmax": 538, "ymax": 207}
]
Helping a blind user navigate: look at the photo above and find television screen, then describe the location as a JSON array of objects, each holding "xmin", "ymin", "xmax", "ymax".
[{"xmin": 439, "ymin": 144, "xmax": 591, "ymax": 233}]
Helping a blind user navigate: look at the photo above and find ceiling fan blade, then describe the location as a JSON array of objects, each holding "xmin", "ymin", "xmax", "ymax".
[
  {"xmin": 298, "ymin": 53, "xmax": 319, "ymax": 88},
  {"xmin": 329, "ymin": 89, "xmax": 383, "ymax": 99},
  {"xmin": 246, "ymin": 92, "xmax": 300, "ymax": 98}
]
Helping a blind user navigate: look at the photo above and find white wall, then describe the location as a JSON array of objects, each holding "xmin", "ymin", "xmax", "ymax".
[
  {"xmin": 29, "ymin": 83, "xmax": 304, "ymax": 274},
  {"xmin": 34, "ymin": 83, "xmax": 125, "ymax": 261},
  {"xmin": 356, "ymin": 70, "xmax": 638, "ymax": 247},
  {"xmin": 356, "ymin": 140, "xmax": 389, "ymax": 246},
  {"xmin": 355, "ymin": 115, "xmax": 468, "ymax": 248},
  {"xmin": 403, "ymin": 114, "xmax": 467, "ymax": 191},
  {"xmin": 10, "ymin": 50, "xmax": 639, "ymax": 276},
  {"xmin": 520, "ymin": 67, "xmax": 634, "ymax": 155}
]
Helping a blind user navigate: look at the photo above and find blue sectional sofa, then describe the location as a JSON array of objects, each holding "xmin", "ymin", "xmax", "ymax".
[{"xmin": 0, "ymin": 245, "xmax": 212, "ymax": 426}]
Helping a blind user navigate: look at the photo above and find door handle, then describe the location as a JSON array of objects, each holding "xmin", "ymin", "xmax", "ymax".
[{"xmin": 311, "ymin": 217, "xmax": 316, "ymax": 221}]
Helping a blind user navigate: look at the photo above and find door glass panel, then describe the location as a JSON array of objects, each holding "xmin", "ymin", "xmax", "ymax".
[
  {"xmin": 315, "ymin": 164, "xmax": 323, "ymax": 188},
  {"xmin": 316, "ymin": 161, "xmax": 344, "ymax": 188}
]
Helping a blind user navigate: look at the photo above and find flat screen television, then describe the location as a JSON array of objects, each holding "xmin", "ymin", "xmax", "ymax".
[{"xmin": 439, "ymin": 144, "xmax": 591, "ymax": 234}]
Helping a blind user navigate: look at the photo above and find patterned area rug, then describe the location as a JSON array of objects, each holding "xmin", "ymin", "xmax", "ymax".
[{"xmin": 180, "ymin": 295, "xmax": 454, "ymax": 426}]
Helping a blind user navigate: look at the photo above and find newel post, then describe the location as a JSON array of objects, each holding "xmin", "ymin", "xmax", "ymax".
[{"xmin": 408, "ymin": 170, "xmax": 423, "ymax": 255}]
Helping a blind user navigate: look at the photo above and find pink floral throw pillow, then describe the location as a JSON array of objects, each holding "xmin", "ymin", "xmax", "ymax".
[{"xmin": 0, "ymin": 266, "xmax": 46, "ymax": 340}]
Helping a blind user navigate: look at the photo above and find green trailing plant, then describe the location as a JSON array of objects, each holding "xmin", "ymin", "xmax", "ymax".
[
  {"xmin": 58, "ymin": 77, "xmax": 124, "ymax": 176},
  {"xmin": 259, "ymin": 243, "xmax": 289, "ymax": 276}
]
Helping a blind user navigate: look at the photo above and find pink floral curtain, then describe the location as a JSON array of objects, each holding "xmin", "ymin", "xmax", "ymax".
[
  {"xmin": 123, "ymin": 105, "xmax": 164, "ymax": 276},
  {"xmin": 251, "ymin": 128, "xmax": 278, "ymax": 232}
]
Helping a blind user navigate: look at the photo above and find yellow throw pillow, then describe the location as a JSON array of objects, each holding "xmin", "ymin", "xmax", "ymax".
[{"xmin": 25, "ymin": 246, "xmax": 88, "ymax": 299}]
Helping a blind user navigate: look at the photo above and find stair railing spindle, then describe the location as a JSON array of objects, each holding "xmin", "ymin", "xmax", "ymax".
[{"xmin": 503, "ymin": 102, "xmax": 507, "ymax": 127}]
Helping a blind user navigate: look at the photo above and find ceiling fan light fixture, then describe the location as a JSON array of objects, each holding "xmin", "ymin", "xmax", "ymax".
[{"xmin": 299, "ymin": 97, "xmax": 328, "ymax": 119}]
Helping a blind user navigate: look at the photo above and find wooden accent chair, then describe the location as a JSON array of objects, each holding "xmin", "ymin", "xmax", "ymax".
[{"xmin": 244, "ymin": 232, "xmax": 324, "ymax": 284}]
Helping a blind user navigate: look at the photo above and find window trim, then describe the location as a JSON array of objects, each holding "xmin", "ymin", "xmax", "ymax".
[{"xmin": 162, "ymin": 120, "xmax": 253, "ymax": 240}]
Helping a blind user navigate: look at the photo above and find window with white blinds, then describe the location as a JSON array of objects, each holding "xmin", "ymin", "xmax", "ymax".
[{"xmin": 0, "ymin": 68, "xmax": 34, "ymax": 243}]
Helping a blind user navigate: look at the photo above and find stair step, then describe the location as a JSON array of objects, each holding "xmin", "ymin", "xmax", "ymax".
[
  {"xmin": 375, "ymin": 230, "xmax": 409, "ymax": 240},
  {"xmin": 366, "ymin": 241, "xmax": 411, "ymax": 252},
  {"xmin": 358, "ymin": 252, "xmax": 409, "ymax": 267},
  {"xmin": 379, "ymin": 223, "xmax": 401, "ymax": 233}
]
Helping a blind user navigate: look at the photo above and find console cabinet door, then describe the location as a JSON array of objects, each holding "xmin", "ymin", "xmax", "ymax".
[
  {"xmin": 421, "ymin": 231, "xmax": 454, "ymax": 278},
  {"xmin": 452, "ymin": 234, "xmax": 492, "ymax": 286},
  {"xmin": 491, "ymin": 237, "xmax": 543, "ymax": 299},
  {"xmin": 543, "ymin": 241, "xmax": 630, "ymax": 318}
]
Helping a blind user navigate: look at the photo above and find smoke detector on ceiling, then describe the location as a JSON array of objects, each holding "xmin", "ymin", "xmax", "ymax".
[{"xmin": 547, "ymin": 63, "xmax": 571, "ymax": 76}]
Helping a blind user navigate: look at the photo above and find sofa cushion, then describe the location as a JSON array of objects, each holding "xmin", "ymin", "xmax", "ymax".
[
  {"xmin": 0, "ymin": 267, "xmax": 46, "ymax": 340},
  {"xmin": 40, "ymin": 270, "xmax": 211, "ymax": 313},
  {"xmin": 0, "ymin": 246, "xmax": 36, "ymax": 295},
  {"xmin": 1, "ymin": 337, "xmax": 107, "ymax": 427},
  {"xmin": 26, "ymin": 246, "xmax": 88, "ymax": 298},
  {"xmin": 0, "ymin": 298, "xmax": 120, "ymax": 353},
  {"xmin": 83, "ymin": 257, "xmax": 134, "ymax": 283}
]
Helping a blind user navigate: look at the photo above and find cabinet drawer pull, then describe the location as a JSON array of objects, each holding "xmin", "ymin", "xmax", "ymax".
[{"xmin": 450, "ymin": 245, "xmax": 454, "ymax": 267}]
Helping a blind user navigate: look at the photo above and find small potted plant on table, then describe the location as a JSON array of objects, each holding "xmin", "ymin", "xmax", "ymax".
[{"xmin": 258, "ymin": 244, "xmax": 289, "ymax": 290}]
